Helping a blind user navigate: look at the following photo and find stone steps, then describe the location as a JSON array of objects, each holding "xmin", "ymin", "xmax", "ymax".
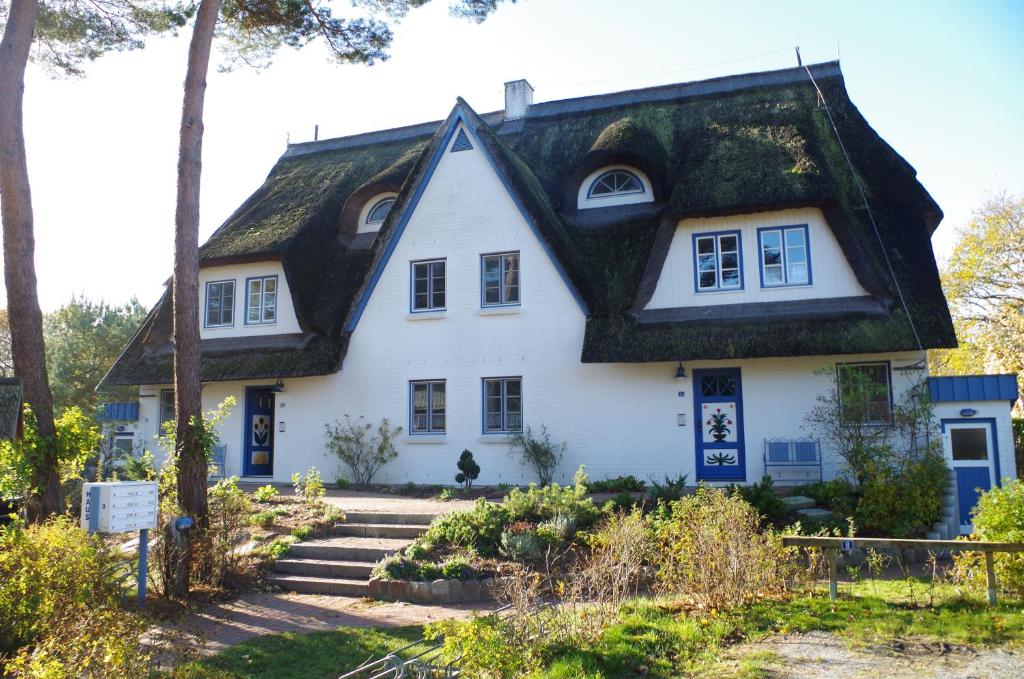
[
  {"xmin": 269, "ymin": 510, "xmax": 439, "ymax": 596},
  {"xmin": 781, "ymin": 495, "xmax": 816, "ymax": 511}
]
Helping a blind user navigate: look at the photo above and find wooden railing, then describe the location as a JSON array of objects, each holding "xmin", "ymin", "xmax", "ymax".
[{"xmin": 782, "ymin": 536, "xmax": 1024, "ymax": 605}]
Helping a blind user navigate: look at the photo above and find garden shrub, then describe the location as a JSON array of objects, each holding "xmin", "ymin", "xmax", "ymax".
[
  {"xmin": 0, "ymin": 517, "xmax": 151, "ymax": 675},
  {"xmin": 291, "ymin": 467, "xmax": 326, "ymax": 505},
  {"xmin": 854, "ymin": 448, "xmax": 947, "ymax": 537},
  {"xmin": 647, "ymin": 474, "xmax": 688, "ymax": 503},
  {"xmin": 420, "ymin": 498, "xmax": 510, "ymax": 556},
  {"xmin": 501, "ymin": 522, "xmax": 545, "ymax": 560},
  {"xmin": 455, "ymin": 449, "xmax": 480, "ymax": 489},
  {"xmin": 537, "ymin": 514, "xmax": 576, "ymax": 543},
  {"xmin": 587, "ymin": 475, "xmax": 646, "ymax": 493},
  {"xmin": 730, "ymin": 476, "xmax": 790, "ymax": 526},
  {"xmin": 254, "ymin": 535, "xmax": 297, "ymax": 560},
  {"xmin": 194, "ymin": 476, "xmax": 252, "ymax": 587},
  {"xmin": 250, "ymin": 510, "xmax": 276, "ymax": 528},
  {"xmin": 506, "ymin": 425, "xmax": 565, "ymax": 486},
  {"xmin": 291, "ymin": 525, "xmax": 313, "ymax": 540},
  {"xmin": 427, "ymin": 614, "xmax": 538, "ymax": 679},
  {"xmin": 651, "ymin": 486, "xmax": 794, "ymax": 609},
  {"xmin": 956, "ymin": 479, "xmax": 1024, "ymax": 598},
  {"xmin": 502, "ymin": 470, "xmax": 601, "ymax": 529},
  {"xmin": 792, "ymin": 478, "xmax": 859, "ymax": 518},
  {"xmin": 252, "ymin": 484, "xmax": 278, "ymax": 502},
  {"xmin": 324, "ymin": 415, "xmax": 401, "ymax": 487}
]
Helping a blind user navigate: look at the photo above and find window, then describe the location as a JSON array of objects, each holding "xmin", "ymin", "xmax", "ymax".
[
  {"xmin": 410, "ymin": 380, "xmax": 446, "ymax": 434},
  {"xmin": 587, "ymin": 169, "xmax": 645, "ymax": 198},
  {"xmin": 693, "ymin": 231, "xmax": 742, "ymax": 292},
  {"xmin": 246, "ymin": 276, "xmax": 277, "ymax": 325},
  {"xmin": 950, "ymin": 428, "xmax": 989, "ymax": 461},
  {"xmin": 483, "ymin": 377, "xmax": 522, "ymax": 433},
  {"xmin": 411, "ymin": 260, "xmax": 446, "ymax": 312},
  {"xmin": 482, "ymin": 253, "xmax": 520, "ymax": 306},
  {"xmin": 159, "ymin": 389, "xmax": 175, "ymax": 427},
  {"xmin": 759, "ymin": 225, "xmax": 811, "ymax": 286},
  {"xmin": 366, "ymin": 197, "xmax": 395, "ymax": 225},
  {"xmin": 204, "ymin": 280, "xmax": 235, "ymax": 327},
  {"xmin": 837, "ymin": 362, "xmax": 892, "ymax": 424}
]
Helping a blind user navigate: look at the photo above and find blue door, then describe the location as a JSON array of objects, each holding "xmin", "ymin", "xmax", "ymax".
[
  {"xmin": 943, "ymin": 420, "xmax": 998, "ymax": 533},
  {"xmin": 244, "ymin": 387, "xmax": 275, "ymax": 477},
  {"xmin": 694, "ymin": 368, "xmax": 745, "ymax": 481}
]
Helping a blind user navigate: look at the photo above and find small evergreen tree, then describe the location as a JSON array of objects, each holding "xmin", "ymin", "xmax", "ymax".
[{"xmin": 455, "ymin": 449, "xmax": 480, "ymax": 490}]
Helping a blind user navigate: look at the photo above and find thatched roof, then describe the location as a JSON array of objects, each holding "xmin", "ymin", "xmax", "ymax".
[{"xmin": 101, "ymin": 61, "xmax": 955, "ymax": 386}]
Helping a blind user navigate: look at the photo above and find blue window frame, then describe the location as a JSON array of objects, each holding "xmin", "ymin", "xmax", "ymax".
[
  {"xmin": 481, "ymin": 252, "xmax": 520, "ymax": 307},
  {"xmin": 410, "ymin": 380, "xmax": 446, "ymax": 434},
  {"xmin": 692, "ymin": 230, "xmax": 743, "ymax": 292},
  {"xmin": 482, "ymin": 377, "xmax": 522, "ymax": 433},
  {"xmin": 245, "ymin": 275, "xmax": 278, "ymax": 325},
  {"xmin": 204, "ymin": 280, "xmax": 235, "ymax": 327},
  {"xmin": 758, "ymin": 225, "xmax": 811, "ymax": 287},
  {"xmin": 410, "ymin": 259, "xmax": 446, "ymax": 312},
  {"xmin": 837, "ymin": 361, "xmax": 892, "ymax": 424},
  {"xmin": 159, "ymin": 389, "xmax": 175, "ymax": 427}
]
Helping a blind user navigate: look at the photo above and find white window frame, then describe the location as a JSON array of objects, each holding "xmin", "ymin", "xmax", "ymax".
[
  {"xmin": 481, "ymin": 252, "xmax": 521, "ymax": 307},
  {"xmin": 577, "ymin": 165, "xmax": 654, "ymax": 210},
  {"xmin": 366, "ymin": 197, "xmax": 395, "ymax": 226},
  {"xmin": 411, "ymin": 259, "xmax": 446, "ymax": 312},
  {"xmin": 693, "ymin": 231, "xmax": 743, "ymax": 292},
  {"xmin": 483, "ymin": 377, "xmax": 523, "ymax": 433},
  {"xmin": 410, "ymin": 380, "xmax": 446, "ymax": 434},
  {"xmin": 758, "ymin": 225, "xmax": 811, "ymax": 287},
  {"xmin": 245, "ymin": 275, "xmax": 278, "ymax": 325},
  {"xmin": 204, "ymin": 280, "xmax": 235, "ymax": 328}
]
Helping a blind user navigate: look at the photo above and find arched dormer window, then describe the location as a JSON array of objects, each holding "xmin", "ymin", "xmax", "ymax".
[
  {"xmin": 577, "ymin": 165, "xmax": 653, "ymax": 210},
  {"xmin": 357, "ymin": 193, "xmax": 397, "ymax": 234}
]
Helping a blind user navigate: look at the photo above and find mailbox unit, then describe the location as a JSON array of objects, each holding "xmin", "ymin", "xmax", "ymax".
[{"xmin": 80, "ymin": 481, "xmax": 158, "ymax": 534}]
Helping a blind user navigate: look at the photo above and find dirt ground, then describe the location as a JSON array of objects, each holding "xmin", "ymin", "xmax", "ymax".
[{"xmin": 726, "ymin": 630, "xmax": 1024, "ymax": 678}]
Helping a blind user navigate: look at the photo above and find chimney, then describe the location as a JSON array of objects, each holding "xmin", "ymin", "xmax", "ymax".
[{"xmin": 504, "ymin": 79, "xmax": 534, "ymax": 121}]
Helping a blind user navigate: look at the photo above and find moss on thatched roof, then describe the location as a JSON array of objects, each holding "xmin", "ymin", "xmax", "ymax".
[{"xmin": 102, "ymin": 61, "xmax": 955, "ymax": 386}]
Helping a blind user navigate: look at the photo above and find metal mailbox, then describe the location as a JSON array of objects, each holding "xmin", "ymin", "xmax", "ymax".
[{"xmin": 80, "ymin": 481, "xmax": 158, "ymax": 534}]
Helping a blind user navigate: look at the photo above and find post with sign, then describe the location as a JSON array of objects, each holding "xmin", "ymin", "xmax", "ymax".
[{"xmin": 81, "ymin": 481, "xmax": 159, "ymax": 606}]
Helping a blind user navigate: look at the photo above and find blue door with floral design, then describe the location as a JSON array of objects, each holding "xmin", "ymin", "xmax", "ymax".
[
  {"xmin": 694, "ymin": 368, "xmax": 745, "ymax": 481},
  {"xmin": 244, "ymin": 387, "xmax": 275, "ymax": 477}
]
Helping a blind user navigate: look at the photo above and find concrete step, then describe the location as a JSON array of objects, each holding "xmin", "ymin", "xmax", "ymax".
[
  {"xmin": 273, "ymin": 558, "xmax": 375, "ymax": 579},
  {"xmin": 332, "ymin": 523, "xmax": 427, "ymax": 540},
  {"xmin": 344, "ymin": 511, "xmax": 439, "ymax": 526},
  {"xmin": 288, "ymin": 536, "xmax": 411, "ymax": 562},
  {"xmin": 267, "ymin": 574, "xmax": 369, "ymax": 596},
  {"xmin": 781, "ymin": 495, "xmax": 816, "ymax": 511},
  {"xmin": 795, "ymin": 507, "xmax": 835, "ymax": 521}
]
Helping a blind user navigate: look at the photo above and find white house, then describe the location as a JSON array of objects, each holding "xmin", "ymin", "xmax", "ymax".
[{"xmin": 102, "ymin": 62, "xmax": 1017, "ymax": 524}]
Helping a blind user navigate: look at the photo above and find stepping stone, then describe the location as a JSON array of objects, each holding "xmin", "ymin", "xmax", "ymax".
[
  {"xmin": 795, "ymin": 507, "xmax": 834, "ymax": 521},
  {"xmin": 781, "ymin": 495, "xmax": 816, "ymax": 510}
]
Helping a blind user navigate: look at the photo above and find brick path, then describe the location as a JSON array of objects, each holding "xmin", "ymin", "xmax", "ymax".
[{"xmin": 172, "ymin": 592, "xmax": 488, "ymax": 655}]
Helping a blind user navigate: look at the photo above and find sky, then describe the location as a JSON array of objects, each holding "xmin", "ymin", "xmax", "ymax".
[{"xmin": 4, "ymin": 0, "xmax": 1023, "ymax": 311}]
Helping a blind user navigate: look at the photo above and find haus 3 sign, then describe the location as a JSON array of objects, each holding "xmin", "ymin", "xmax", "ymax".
[{"xmin": 80, "ymin": 481, "xmax": 158, "ymax": 534}]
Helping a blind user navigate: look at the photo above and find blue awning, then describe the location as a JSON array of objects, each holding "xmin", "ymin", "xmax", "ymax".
[
  {"xmin": 101, "ymin": 402, "xmax": 139, "ymax": 422},
  {"xmin": 928, "ymin": 374, "xmax": 1019, "ymax": 403}
]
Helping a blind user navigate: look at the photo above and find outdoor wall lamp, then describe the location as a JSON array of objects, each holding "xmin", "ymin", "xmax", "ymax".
[
  {"xmin": 675, "ymin": 363, "xmax": 687, "ymax": 379},
  {"xmin": 270, "ymin": 379, "xmax": 285, "ymax": 393}
]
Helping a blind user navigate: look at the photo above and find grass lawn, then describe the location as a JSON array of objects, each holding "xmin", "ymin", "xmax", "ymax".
[{"xmin": 174, "ymin": 580, "xmax": 1024, "ymax": 678}]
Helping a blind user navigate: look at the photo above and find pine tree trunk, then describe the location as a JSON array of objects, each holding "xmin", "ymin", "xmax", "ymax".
[
  {"xmin": 168, "ymin": 0, "xmax": 222, "ymax": 596},
  {"xmin": 0, "ymin": 0, "xmax": 61, "ymax": 521}
]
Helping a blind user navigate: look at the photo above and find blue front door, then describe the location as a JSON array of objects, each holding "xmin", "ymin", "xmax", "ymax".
[
  {"xmin": 244, "ymin": 387, "xmax": 275, "ymax": 477},
  {"xmin": 694, "ymin": 368, "xmax": 745, "ymax": 481},
  {"xmin": 943, "ymin": 420, "xmax": 997, "ymax": 533}
]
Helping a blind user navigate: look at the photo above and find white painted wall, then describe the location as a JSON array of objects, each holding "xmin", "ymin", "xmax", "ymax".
[
  {"xmin": 198, "ymin": 261, "xmax": 302, "ymax": 339},
  {"xmin": 646, "ymin": 207, "xmax": 868, "ymax": 309}
]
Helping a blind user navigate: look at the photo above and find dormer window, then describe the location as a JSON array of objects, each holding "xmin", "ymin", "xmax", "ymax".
[
  {"xmin": 357, "ymin": 193, "xmax": 398, "ymax": 234},
  {"xmin": 366, "ymin": 197, "xmax": 394, "ymax": 225},
  {"xmin": 588, "ymin": 170, "xmax": 644, "ymax": 198},
  {"xmin": 577, "ymin": 165, "xmax": 653, "ymax": 210}
]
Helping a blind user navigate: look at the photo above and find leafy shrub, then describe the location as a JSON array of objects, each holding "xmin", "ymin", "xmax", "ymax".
[
  {"xmin": 648, "ymin": 474, "xmax": 688, "ymax": 504},
  {"xmin": 255, "ymin": 535, "xmax": 297, "ymax": 560},
  {"xmin": 537, "ymin": 514, "xmax": 576, "ymax": 543},
  {"xmin": 195, "ymin": 476, "xmax": 252, "ymax": 587},
  {"xmin": 252, "ymin": 484, "xmax": 278, "ymax": 502},
  {"xmin": 651, "ymin": 486, "xmax": 795, "ymax": 609},
  {"xmin": 792, "ymin": 478, "xmax": 859, "ymax": 518},
  {"xmin": 502, "ymin": 472, "xmax": 601, "ymax": 529},
  {"xmin": 118, "ymin": 450, "xmax": 157, "ymax": 482},
  {"xmin": 420, "ymin": 499, "xmax": 510, "ymax": 556},
  {"xmin": 455, "ymin": 449, "xmax": 480, "ymax": 489},
  {"xmin": 587, "ymin": 475, "xmax": 646, "ymax": 493},
  {"xmin": 501, "ymin": 527, "xmax": 544, "ymax": 561},
  {"xmin": 854, "ymin": 448, "xmax": 947, "ymax": 536},
  {"xmin": 427, "ymin": 614, "xmax": 536, "ymax": 679},
  {"xmin": 440, "ymin": 555, "xmax": 476, "ymax": 580},
  {"xmin": 602, "ymin": 491, "xmax": 639, "ymax": 513},
  {"xmin": 0, "ymin": 517, "xmax": 152, "ymax": 675},
  {"xmin": 291, "ymin": 525, "xmax": 313, "ymax": 541},
  {"xmin": 250, "ymin": 510, "xmax": 276, "ymax": 528},
  {"xmin": 731, "ymin": 476, "xmax": 790, "ymax": 526},
  {"xmin": 335, "ymin": 477, "xmax": 351, "ymax": 490},
  {"xmin": 436, "ymin": 487, "xmax": 456, "ymax": 502},
  {"xmin": 324, "ymin": 415, "xmax": 401, "ymax": 487},
  {"xmin": 956, "ymin": 479, "xmax": 1024, "ymax": 598},
  {"xmin": 506, "ymin": 425, "xmax": 565, "ymax": 486},
  {"xmin": 291, "ymin": 467, "xmax": 326, "ymax": 506}
]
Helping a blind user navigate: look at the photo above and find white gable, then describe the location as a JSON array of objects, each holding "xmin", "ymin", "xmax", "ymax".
[
  {"xmin": 645, "ymin": 207, "xmax": 868, "ymax": 310},
  {"xmin": 198, "ymin": 261, "xmax": 302, "ymax": 339}
]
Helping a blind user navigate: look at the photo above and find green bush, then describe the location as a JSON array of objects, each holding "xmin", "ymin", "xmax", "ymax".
[
  {"xmin": 502, "ymin": 473, "xmax": 601, "ymax": 529},
  {"xmin": 291, "ymin": 467, "xmax": 326, "ymax": 505},
  {"xmin": 506, "ymin": 425, "xmax": 565, "ymax": 486},
  {"xmin": 420, "ymin": 499, "xmax": 510, "ymax": 556},
  {"xmin": 731, "ymin": 476, "xmax": 790, "ymax": 526},
  {"xmin": 455, "ymin": 449, "xmax": 480, "ymax": 489},
  {"xmin": 198, "ymin": 476, "xmax": 253, "ymax": 587},
  {"xmin": 439, "ymin": 555, "xmax": 476, "ymax": 580},
  {"xmin": 254, "ymin": 535, "xmax": 297, "ymax": 560},
  {"xmin": 957, "ymin": 479, "xmax": 1024, "ymax": 598},
  {"xmin": 250, "ymin": 510, "xmax": 276, "ymax": 528},
  {"xmin": 792, "ymin": 478, "xmax": 859, "ymax": 518},
  {"xmin": 252, "ymin": 485, "xmax": 278, "ymax": 502},
  {"xmin": 855, "ymin": 448, "xmax": 947, "ymax": 537},
  {"xmin": 648, "ymin": 474, "xmax": 688, "ymax": 504},
  {"xmin": 587, "ymin": 475, "xmax": 646, "ymax": 493},
  {"xmin": 500, "ymin": 521, "xmax": 545, "ymax": 560},
  {"xmin": 291, "ymin": 525, "xmax": 313, "ymax": 541},
  {"xmin": 0, "ymin": 517, "xmax": 152, "ymax": 675}
]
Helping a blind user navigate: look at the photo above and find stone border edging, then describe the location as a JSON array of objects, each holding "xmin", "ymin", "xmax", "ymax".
[{"xmin": 368, "ymin": 576, "xmax": 509, "ymax": 604}]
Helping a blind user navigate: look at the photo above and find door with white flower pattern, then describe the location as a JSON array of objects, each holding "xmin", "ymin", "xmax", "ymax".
[
  {"xmin": 244, "ymin": 387, "xmax": 275, "ymax": 477},
  {"xmin": 693, "ymin": 368, "xmax": 745, "ymax": 481}
]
